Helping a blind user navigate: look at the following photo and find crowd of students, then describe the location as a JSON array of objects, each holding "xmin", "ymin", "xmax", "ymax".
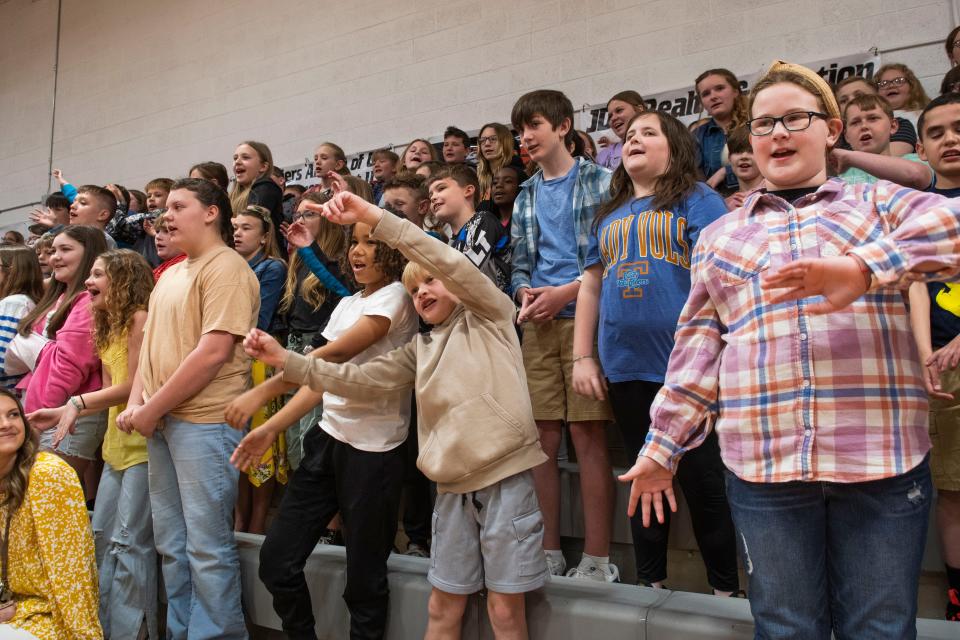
[{"xmin": 1, "ymin": 30, "xmax": 960, "ymax": 640}]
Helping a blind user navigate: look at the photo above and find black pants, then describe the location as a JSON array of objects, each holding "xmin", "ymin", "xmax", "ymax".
[
  {"xmin": 402, "ymin": 395, "xmax": 435, "ymax": 547},
  {"xmin": 259, "ymin": 426, "xmax": 405, "ymax": 640},
  {"xmin": 608, "ymin": 379, "xmax": 739, "ymax": 591}
]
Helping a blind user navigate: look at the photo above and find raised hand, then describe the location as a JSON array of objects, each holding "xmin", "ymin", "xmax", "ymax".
[
  {"xmin": 284, "ymin": 220, "xmax": 313, "ymax": 249},
  {"xmin": 304, "ymin": 191, "xmax": 383, "ymax": 227},
  {"xmin": 242, "ymin": 329, "xmax": 288, "ymax": 369}
]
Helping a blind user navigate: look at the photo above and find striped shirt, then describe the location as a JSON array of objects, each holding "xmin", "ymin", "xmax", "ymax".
[
  {"xmin": 0, "ymin": 294, "xmax": 36, "ymax": 389},
  {"xmin": 641, "ymin": 178, "xmax": 960, "ymax": 484}
]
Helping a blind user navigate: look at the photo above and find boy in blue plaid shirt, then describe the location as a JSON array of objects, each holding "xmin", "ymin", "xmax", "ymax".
[{"xmin": 509, "ymin": 89, "xmax": 618, "ymax": 581}]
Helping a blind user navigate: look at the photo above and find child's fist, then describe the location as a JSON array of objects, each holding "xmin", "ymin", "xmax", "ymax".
[{"xmin": 243, "ymin": 329, "xmax": 287, "ymax": 369}]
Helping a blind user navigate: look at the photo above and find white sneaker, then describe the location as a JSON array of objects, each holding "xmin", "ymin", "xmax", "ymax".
[
  {"xmin": 565, "ymin": 556, "xmax": 620, "ymax": 583},
  {"xmin": 545, "ymin": 552, "xmax": 567, "ymax": 576}
]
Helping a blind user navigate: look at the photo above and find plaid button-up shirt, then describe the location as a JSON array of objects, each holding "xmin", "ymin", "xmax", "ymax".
[{"xmin": 641, "ymin": 178, "xmax": 960, "ymax": 483}]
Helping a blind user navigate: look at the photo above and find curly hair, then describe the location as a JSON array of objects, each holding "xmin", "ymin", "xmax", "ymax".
[
  {"xmin": 0, "ymin": 388, "xmax": 38, "ymax": 513},
  {"xmin": 92, "ymin": 250, "xmax": 154, "ymax": 354},
  {"xmin": 339, "ymin": 223, "xmax": 407, "ymax": 290}
]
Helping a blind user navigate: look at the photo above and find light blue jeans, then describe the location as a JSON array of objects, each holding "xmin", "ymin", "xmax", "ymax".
[
  {"xmin": 92, "ymin": 461, "xmax": 158, "ymax": 639},
  {"xmin": 147, "ymin": 418, "xmax": 247, "ymax": 639}
]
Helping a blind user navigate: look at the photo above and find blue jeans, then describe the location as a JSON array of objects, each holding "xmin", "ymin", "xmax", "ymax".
[
  {"xmin": 92, "ymin": 461, "xmax": 158, "ymax": 639},
  {"xmin": 726, "ymin": 458, "xmax": 932, "ymax": 640},
  {"xmin": 147, "ymin": 418, "xmax": 247, "ymax": 639}
]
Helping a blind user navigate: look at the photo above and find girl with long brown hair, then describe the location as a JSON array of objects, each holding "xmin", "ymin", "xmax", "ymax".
[
  {"xmin": 28, "ymin": 249, "xmax": 157, "ymax": 638},
  {"xmin": 18, "ymin": 225, "xmax": 107, "ymax": 480},
  {"xmin": 572, "ymin": 111, "xmax": 740, "ymax": 595},
  {"xmin": 0, "ymin": 247, "xmax": 44, "ymax": 389},
  {"xmin": 229, "ymin": 140, "xmax": 285, "ymax": 250},
  {"xmin": 693, "ymin": 68, "xmax": 749, "ymax": 194}
]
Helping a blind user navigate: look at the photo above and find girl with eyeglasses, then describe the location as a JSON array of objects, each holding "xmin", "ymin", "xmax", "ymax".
[
  {"xmin": 621, "ymin": 60, "xmax": 958, "ymax": 638},
  {"xmin": 875, "ymin": 63, "xmax": 932, "ymax": 128}
]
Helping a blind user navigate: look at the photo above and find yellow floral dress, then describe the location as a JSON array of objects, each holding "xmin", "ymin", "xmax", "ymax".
[{"xmin": 3, "ymin": 452, "xmax": 102, "ymax": 639}]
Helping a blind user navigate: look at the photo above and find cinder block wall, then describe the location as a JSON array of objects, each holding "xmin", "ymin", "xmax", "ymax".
[{"xmin": 0, "ymin": 0, "xmax": 954, "ymax": 229}]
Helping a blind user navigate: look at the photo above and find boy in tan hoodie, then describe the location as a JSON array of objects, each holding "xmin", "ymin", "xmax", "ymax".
[{"xmin": 238, "ymin": 191, "xmax": 549, "ymax": 640}]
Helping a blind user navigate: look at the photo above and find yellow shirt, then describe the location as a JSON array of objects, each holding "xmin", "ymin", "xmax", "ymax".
[
  {"xmin": 99, "ymin": 336, "xmax": 147, "ymax": 470},
  {"xmin": 138, "ymin": 246, "xmax": 259, "ymax": 423},
  {"xmin": 4, "ymin": 452, "xmax": 102, "ymax": 639}
]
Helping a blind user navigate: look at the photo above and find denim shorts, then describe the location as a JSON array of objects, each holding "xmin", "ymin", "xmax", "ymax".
[{"xmin": 39, "ymin": 410, "xmax": 108, "ymax": 460}]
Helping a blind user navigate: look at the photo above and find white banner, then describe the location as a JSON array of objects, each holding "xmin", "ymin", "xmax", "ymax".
[
  {"xmin": 578, "ymin": 52, "xmax": 881, "ymax": 134},
  {"xmin": 281, "ymin": 51, "xmax": 881, "ymax": 184}
]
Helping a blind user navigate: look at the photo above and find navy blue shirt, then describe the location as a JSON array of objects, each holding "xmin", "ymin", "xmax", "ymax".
[
  {"xmin": 926, "ymin": 185, "xmax": 960, "ymax": 349},
  {"xmin": 587, "ymin": 183, "xmax": 727, "ymax": 382}
]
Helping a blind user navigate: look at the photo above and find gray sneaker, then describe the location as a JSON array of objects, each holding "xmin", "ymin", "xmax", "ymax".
[
  {"xmin": 405, "ymin": 542, "xmax": 429, "ymax": 558},
  {"xmin": 545, "ymin": 552, "xmax": 567, "ymax": 576}
]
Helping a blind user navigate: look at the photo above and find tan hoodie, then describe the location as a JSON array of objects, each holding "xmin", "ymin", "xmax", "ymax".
[{"xmin": 282, "ymin": 212, "xmax": 547, "ymax": 494}]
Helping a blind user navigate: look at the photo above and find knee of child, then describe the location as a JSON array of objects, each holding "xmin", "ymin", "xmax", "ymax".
[
  {"xmin": 486, "ymin": 592, "xmax": 525, "ymax": 629},
  {"xmin": 428, "ymin": 588, "xmax": 467, "ymax": 624}
]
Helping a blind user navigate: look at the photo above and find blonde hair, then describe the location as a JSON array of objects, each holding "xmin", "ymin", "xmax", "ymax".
[
  {"xmin": 236, "ymin": 206, "xmax": 285, "ymax": 261},
  {"xmin": 317, "ymin": 142, "xmax": 350, "ymax": 176},
  {"xmin": 228, "ymin": 140, "xmax": 274, "ymax": 214},
  {"xmin": 398, "ymin": 138, "xmax": 440, "ymax": 173},
  {"xmin": 875, "ymin": 63, "xmax": 931, "ymax": 111},
  {"xmin": 475, "ymin": 123, "xmax": 516, "ymax": 199},
  {"xmin": 401, "ymin": 260, "xmax": 430, "ymax": 293},
  {"xmin": 280, "ymin": 191, "xmax": 348, "ymax": 314}
]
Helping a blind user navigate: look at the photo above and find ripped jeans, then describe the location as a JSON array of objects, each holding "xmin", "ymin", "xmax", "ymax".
[
  {"xmin": 92, "ymin": 461, "xmax": 158, "ymax": 639},
  {"xmin": 726, "ymin": 457, "xmax": 931, "ymax": 640}
]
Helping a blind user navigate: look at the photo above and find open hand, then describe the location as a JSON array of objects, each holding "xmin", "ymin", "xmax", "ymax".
[
  {"xmin": 26, "ymin": 406, "xmax": 65, "ymax": 432},
  {"xmin": 618, "ymin": 456, "xmax": 677, "ymax": 527},
  {"xmin": 761, "ymin": 256, "xmax": 869, "ymax": 314},
  {"xmin": 29, "ymin": 207, "xmax": 57, "ymax": 229},
  {"xmin": 231, "ymin": 426, "xmax": 277, "ymax": 472},
  {"xmin": 284, "ymin": 220, "xmax": 313, "ymax": 249}
]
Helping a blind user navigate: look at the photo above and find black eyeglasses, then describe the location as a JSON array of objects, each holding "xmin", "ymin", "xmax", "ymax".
[{"xmin": 747, "ymin": 111, "xmax": 829, "ymax": 136}]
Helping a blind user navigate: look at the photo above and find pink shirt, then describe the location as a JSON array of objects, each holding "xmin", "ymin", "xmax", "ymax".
[{"xmin": 21, "ymin": 292, "xmax": 101, "ymax": 413}]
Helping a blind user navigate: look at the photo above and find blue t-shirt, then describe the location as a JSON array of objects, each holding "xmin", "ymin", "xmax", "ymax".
[
  {"xmin": 589, "ymin": 183, "xmax": 727, "ymax": 382},
  {"xmin": 926, "ymin": 185, "xmax": 960, "ymax": 349},
  {"xmin": 531, "ymin": 161, "xmax": 582, "ymax": 317}
]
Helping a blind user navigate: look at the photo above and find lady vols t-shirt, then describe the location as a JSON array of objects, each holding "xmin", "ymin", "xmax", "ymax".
[
  {"xmin": 587, "ymin": 183, "xmax": 727, "ymax": 383},
  {"xmin": 318, "ymin": 281, "xmax": 418, "ymax": 452}
]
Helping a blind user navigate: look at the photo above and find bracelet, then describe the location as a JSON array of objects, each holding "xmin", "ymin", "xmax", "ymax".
[
  {"xmin": 79, "ymin": 394, "xmax": 87, "ymax": 409},
  {"xmin": 572, "ymin": 355, "xmax": 595, "ymax": 363},
  {"xmin": 847, "ymin": 253, "xmax": 872, "ymax": 289},
  {"xmin": 69, "ymin": 396, "xmax": 83, "ymax": 411}
]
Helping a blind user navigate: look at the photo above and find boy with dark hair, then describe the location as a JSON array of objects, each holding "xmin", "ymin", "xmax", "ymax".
[
  {"xmin": 491, "ymin": 165, "xmax": 528, "ymax": 228},
  {"xmin": 383, "ymin": 174, "xmax": 430, "ymax": 229},
  {"xmin": 442, "ymin": 126, "xmax": 471, "ymax": 164},
  {"xmin": 371, "ymin": 149, "xmax": 399, "ymax": 203},
  {"xmin": 723, "ymin": 126, "xmax": 763, "ymax": 210},
  {"xmin": 509, "ymin": 89, "xmax": 617, "ymax": 581},
  {"xmin": 428, "ymin": 164, "xmax": 511, "ymax": 294},
  {"xmin": 238, "ymin": 193, "xmax": 549, "ymax": 639},
  {"xmin": 909, "ymin": 92, "xmax": 960, "ymax": 621}
]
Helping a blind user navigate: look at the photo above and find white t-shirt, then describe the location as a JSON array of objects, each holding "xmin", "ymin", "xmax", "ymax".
[{"xmin": 318, "ymin": 281, "xmax": 418, "ymax": 451}]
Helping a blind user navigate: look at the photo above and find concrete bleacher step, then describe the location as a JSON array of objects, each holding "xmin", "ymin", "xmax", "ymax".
[{"xmin": 236, "ymin": 533, "xmax": 958, "ymax": 640}]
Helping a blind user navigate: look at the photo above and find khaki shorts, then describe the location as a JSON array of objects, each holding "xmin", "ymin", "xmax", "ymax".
[
  {"xmin": 520, "ymin": 318, "xmax": 612, "ymax": 423},
  {"xmin": 930, "ymin": 367, "xmax": 960, "ymax": 491}
]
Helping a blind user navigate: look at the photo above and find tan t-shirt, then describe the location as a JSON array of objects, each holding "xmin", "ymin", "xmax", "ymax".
[{"xmin": 139, "ymin": 245, "xmax": 260, "ymax": 423}]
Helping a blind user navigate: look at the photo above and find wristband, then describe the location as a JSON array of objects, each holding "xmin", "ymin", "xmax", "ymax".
[{"xmin": 572, "ymin": 355, "xmax": 594, "ymax": 363}]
